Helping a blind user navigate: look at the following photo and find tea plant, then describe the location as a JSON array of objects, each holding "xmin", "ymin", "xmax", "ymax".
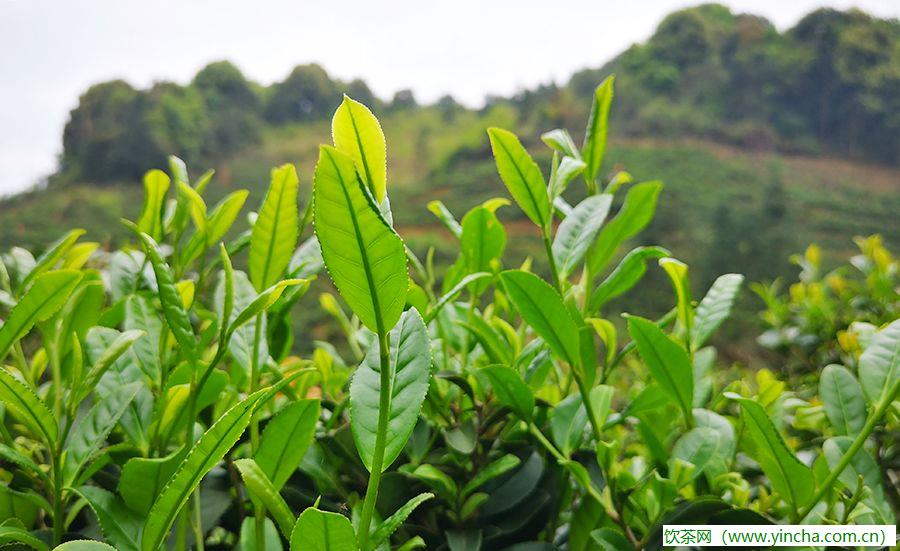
[{"xmin": 0, "ymin": 77, "xmax": 896, "ymax": 551}]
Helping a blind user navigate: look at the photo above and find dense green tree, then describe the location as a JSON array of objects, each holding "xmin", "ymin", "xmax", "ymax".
[
  {"xmin": 192, "ymin": 60, "xmax": 263, "ymax": 155},
  {"xmin": 265, "ymin": 63, "xmax": 338, "ymax": 123},
  {"xmin": 61, "ymin": 80, "xmax": 157, "ymax": 182}
]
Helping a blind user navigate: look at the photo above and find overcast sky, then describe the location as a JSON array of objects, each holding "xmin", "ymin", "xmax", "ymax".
[{"xmin": 1, "ymin": 0, "xmax": 897, "ymax": 196}]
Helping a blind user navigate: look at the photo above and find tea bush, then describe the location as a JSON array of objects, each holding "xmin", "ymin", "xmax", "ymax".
[{"xmin": 0, "ymin": 77, "xmax": 896, "ymax": 550}]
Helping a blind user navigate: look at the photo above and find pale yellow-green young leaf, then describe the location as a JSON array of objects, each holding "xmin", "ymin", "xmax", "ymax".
[
  {"xmin": 582, "ymin": 76, "xmax": 615, "ymax": 184},
  {"xmin": 332, "ymin": 95, "xmax": 387, "ymax": 203},
  {"xmin": 249, "ymin": 164, "xmax": 300, "ymax": 292},
  {"xmin": 137, "ymin": 169, "xmax": 170, "ymax": 241},
  {"xmin": 659, "ymin": 257, "xmax": 693, "ymax": 340},
  {"xmin": 487, "ymin": 127, "xmax": 550, "ymax": 230}
]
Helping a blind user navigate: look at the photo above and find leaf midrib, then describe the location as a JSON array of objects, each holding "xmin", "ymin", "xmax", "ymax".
[{"xmin": 323, "ymin": 149, "xmax": 386, "ymax": 336}]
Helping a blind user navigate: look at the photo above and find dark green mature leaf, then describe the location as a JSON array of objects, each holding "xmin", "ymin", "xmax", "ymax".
[
  {"xmin": 552, "ymin": 195, "xmax": 612, "ymax": 279},
  {"xmin": 0, "ymin": 368, "xmax": 57, "ymax": 444},
  {"xmin": 0, "ymin": 269, "xmax": 82, "ymax": 361},
  {"xmin": 256, "ymin": 399, "xmax": 320, "ymax": 490},
  {"xmin": 350, "ymin": 308, "xmax": 431, "ymax": 472},
  {"xmin": 582, "ymin": 76, "xmax": 615, "ymax": 184},
  {"xmin": 590, "ymin": 246, "xmax": 669, "ymax": 311},
  {"xmin": 250, "ymin": 164, "xmax": 300, "ymax": 291},
  {"xmin": 290, "ymin": 507, "xmax": 357, "ymax": 551},
  {"xmin": 370, "ymin": 493, "xmax": 434, "ymax": 548},
  {"xmin": 487, "ymin": 128, "xmax": 550, "ymax": 229},
  {"xmin": 64, "ymin": 383, "xmax": 139, "ymax": 484},
  {"xmin": 459, "ymin": 314, "xmax": 512, "ymax": 365},
  {"xmin": 134, "ymin": 231, "xmax": 196, "ymax": 361},
  {"xmin": 626, "ymin": 316, "xmax": 693, "ymax": 421},
  {"xmin": 587, "ymin": 181, "xmax": 663, "ymax": 275},
  {"xmin": 141, "ymin": 386, "xmax": 275, "ymax": 551},
  {"xmin": 314, "ymin": 145, "xmax": 408, "ymax": 334},
  {"xmin": 736, "ymin": 398, "xmax": 814, "ymax": 510},
  {"xmin": 820, "ymin": 365, "xmax": 867, "ymax": 436},
  {"xmin": 481, "ymin": 365, "xmax": 534, "ymax": 422},
  {"xmin": 234, "ymin": 458, "xmax": 294, "ymax": 539},
  {"xmin": 137, "ymin": 169, "xmax": 170, "ymax": 241},
  {"xmin": 75, "ymin": 486, "xmax": 142, "ymax": 551},
  {"xmin": 823, "ymin": 437, "xmax": 893, "ymax": 523},
  {"xmin": 333, "ymin": 95, "xmax": 387, "ymax": 203},
  {"xmin": 500, "ymin": 270, "xmax": 579, "ymax": 366},
  {"xmin": 692, "ymin": 273, "xmax": 744, "ymax": 349},
  {"xmin": 550, "ymin": 394, "xmax": 588, "ymax": 457},
  {"xmin": 460, "ymin": 206, "xmax": 506, "ymax": 274},
  {"xmin": 858, "ymin": 319, "xmax": 900, "ymax": 406}
]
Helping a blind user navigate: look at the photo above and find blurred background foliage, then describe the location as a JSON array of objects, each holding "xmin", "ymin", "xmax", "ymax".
[{"xmin": 1, "ymin": 3, "xmax": 898, "ymax": 365}]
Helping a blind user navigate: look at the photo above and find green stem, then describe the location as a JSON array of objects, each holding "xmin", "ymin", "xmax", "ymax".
[
  {"xmin": 797, "ymin": 376, "xmax": 900, "ymax": 522},
  {"xmin": 542, "ymin": 231, "xmax": 562, "ymax": 293},
  {"xmin": 573, "ymin": 372, "xmax": 602, "ymax": 441},
  {"xmin": 357, "ymin": 331, "xmax": 391, "ymax": 551},
  {"xmin": 249, "ymin": 313, "xmax": 265, "ymax": 551}
]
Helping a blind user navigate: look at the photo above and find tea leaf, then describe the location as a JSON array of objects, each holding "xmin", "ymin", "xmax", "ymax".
[
  {"xmin": 250, "ymin": 164, "xmax": 300, "ymax": 291},
  {"xmin": 426, "ymin": 200, "xmax": 462, "ymax": 238},
  {"xmin": 626, "ymin": 315, "xmax": 693, "ymax": 421},
  {"xmin": 137, "ymin": 169, "xmax": 170, "ymax": 241},
  {"xmin": 481, "ymin": 365, "xmax": 534, "ymax": 422},
  {"xmin": 118, "ymin": 448, "xmax": 183, "ymax": 515},
  {"xmin": 134, "ymin": 231, "xmax": 196, "ymax": 361},
  {"xmin": 141, "ymin": 386, "xmax": 275, "ymax": 551},
  {"xmin": 460, "ymin": 206, "xmax": 506, "ymax": 274},
  {"xmin": 75, "ymin": 486, "xmax": 142, "ymax": 551},
  {"xmin": 55, "ymin": 541, "xmax": 117, "ymax": 551},
  {"xmin": 736, "ymin": 398, "xmax": 814, "ymax": 510},
  {"xmin": 541, "ymin": 128, "xmax": 581, "ymax": 159},
  {"xmin": 256, "ymin": 399, "xmax": 320, "ymax": 490},
  {"xmin": 350, "ymin": 309, "xmax": 431, "ymax": 472},
  {"xmin": 487, "ymin": 128, "xmax": 550, "ymax": 229},
  {"xmin": 858, "ymin": 319, "xmax": 900, "ymax": 406},
  {"xmin": 461, "ymin": 453, "xmax": 521, "ymax": 497},
  {"xmin": 590, "ymin": 246, "xmax": 669, "ymax": 311},
  {"xmin": 333, "ymin": 95, "xmax": 387, "ymax": 203},
  {"xmin": 235, "ymin": 458, "xmax": 295, "ymax": 539},
  {"xmin": 823, "ymin": 436, "xmax": 893, "ymax": 524},
  {"xmin": 552, "ymin": 194, "xmax": 612, "ymax": 279},
  {"xmin": 21, "ymin": 229, "xmax": 84, "ymax": 290},
  {"xmin": 0, "ymin": 269, "xmax": 82, "ymax": 361},
  {"xmin": 670, "ymin": 427, "xmax": 728, "ymax": 481},
  {"xmin": 587, "ymin": 181, "xmax": 662, "ymax": 275},
  {"xmin": 0, "ymin": 367, "xmax": 57, "ymax": 445},
  {"xmin": 693, "ymin": 273, "xmax": 744, "ymax": 349},
  {"xmin": 659, "ymin": 258, "xmax": 692, "ymax": 338},
  {"xmin": 314, "ymin": 145, "xmax": 408, "ymax": 334},
  {"xmin": 820, "ymin": 365, "xmax": 867, "ymax": 436},
  {"xmin": 500, "ymin": 270, "xmax": 579, "ymax": 366},
  {"xmin": 582, "ymin": 76, "xmax": 615, "ymax": 184},
  {"xmin": 290, "ymin": 507, "xmax": 357, "ymax": 551},
  {"xmin": 64, "ymin": 383, "xmax": 139, "ymax": 485},
  {"xmin": 370, "ymin": 492, "xmax": 434, "ymax": 548}
]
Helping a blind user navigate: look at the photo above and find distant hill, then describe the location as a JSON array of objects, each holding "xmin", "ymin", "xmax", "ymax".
[{"xmin": 52, "ymin": 4, "xmax": 900, "ymax": 188}]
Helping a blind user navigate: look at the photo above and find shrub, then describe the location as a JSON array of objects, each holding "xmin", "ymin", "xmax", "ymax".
[{"xmin": 0, "ymin": 78, "xmax": 896, "ymax": 551}]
